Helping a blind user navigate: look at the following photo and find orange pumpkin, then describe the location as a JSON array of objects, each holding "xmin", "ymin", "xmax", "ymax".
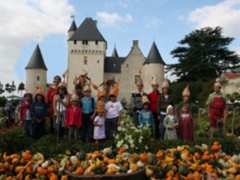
[
  {"xmin": 61, "ymin": 175, "xmax": 68, "ymax": 180},
  {"xmin": 139, "ymin": 153, "xmax": 148, "ymax": 162},
  {"xmin": 75, "ymin": 167, "xmax": 84, "ymax": 175},
  {"xmin": 107, "ymin": 159, "xmax": 117, "ymax": 164},
  {"xmin": 15, "ymin": 166, "xmax": 25, "ymax": 174},
  {"xmin": 22, "ymin": 151, "xmax": 32, "ymax": 161},
  {"xmin": 118, "ymin": 147, "xmax": 126, "ymax": 154},
  {"xmin": 24, "ymin": 175, "xmax": 31, "ymax": 180},
  {"xmin": 37, "ymin": 167, "xmax": 48, "ymax": 176},
  {"xmin": 156, "ymin": 151, "xmax": 164, "ymax": 160},
  {"xmin": 49, "ymin": 173, "xmax": 58, "ymax": 180},
  {"xmin": 47, "ymin": 166, "xmax": 56, "ymax": 174}
]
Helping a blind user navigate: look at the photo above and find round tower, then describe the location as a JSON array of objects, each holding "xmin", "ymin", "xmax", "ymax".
[
  {"xmin": 142, "ymin": 42, "xmax": 165, "ymax": 93},
  {"xmin": 68, "ymin": 19, "xmax": 77, "ymax": 39},
  {"xmin": 25, "ymin": 44, "xmax": 47, "ymax": 94}
]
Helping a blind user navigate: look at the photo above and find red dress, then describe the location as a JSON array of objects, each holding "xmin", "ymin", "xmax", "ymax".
[
  {"xmin": 148, "ymin": 91, "xmax": 160, "ymax": 113},
  {"xmin": 179, "ymin": 113, "xmax": 193, "ymax": 141},
  {"xmin": 46, "ymin": 86, "xmax": 58, "ymax": 117},
  {"xmin": 209, "ymin": 96, "xmax": 225, "ymax": 128},
  {"xmin": 19, "ymin": 100, "xmax": 31, "ymax": 127},
  {"xmin": 65, "ymin": 105, "xmax": 82, "ymax": 128}
]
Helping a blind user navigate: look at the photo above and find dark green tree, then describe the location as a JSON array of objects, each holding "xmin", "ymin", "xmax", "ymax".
[
  {"xmin": 169, "ymin": 27, "xmax": 240, "ymax": 81},
  {"xmin": 18, "ymin": 82, "xmax": 25, "ymax": 96}
]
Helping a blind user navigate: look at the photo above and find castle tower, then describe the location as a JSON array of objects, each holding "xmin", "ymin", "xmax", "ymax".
[
  {"xmin": 67, "ymin": 17, "xmax": 107, "ymax": 93},
  {"xmin": 25, "ymin": 45, "xmax": 47, "ymax": 94},
  {"xmin": 68, "ymin": 19, "xmax": 77, "ymax": 39},
  {"xmin": 142, "ymin": 42, "xmax": 165, "ymax": 93}
]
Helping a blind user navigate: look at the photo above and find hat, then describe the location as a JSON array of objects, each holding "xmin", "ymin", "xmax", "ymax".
[
  {"xmin": 166, "ymin": 105, "xmax": 173, "ymax": 114},
  {"xmin": 182, "ymin": 85, "xmax": 190, "ymax": 97},
  {"xmin": 214, "ymin": 78, "xmax": 222, "ymax": 88},
  {"xmin": 71, "ymin": 94, "xmax": 79, "ymax": 102},
  {"xmin": 151, "ymin": 77, "xmax": 159, "ymax": 86},
  {"xmin": 109, "ymin": 82, "xmax": 120, "ymax": 97},
  {"xmin": 162, "ymin": 79, "xmax": 169, "ymax": 89},
  {"xmin": 142, "ymin": 95, "xmax": 150, "ymax": 104},
  {"xmin": 96, "ymin": 100, "xmax": 105, "ymax": 113}
]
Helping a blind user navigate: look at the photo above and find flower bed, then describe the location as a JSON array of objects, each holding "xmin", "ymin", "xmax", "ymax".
[{"xmin": 0, "ymin": 141, "xmax": 240, "ymax": 180}]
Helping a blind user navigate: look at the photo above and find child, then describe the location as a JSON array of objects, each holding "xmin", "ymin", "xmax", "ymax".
[
  {"xmin": 65, "ymin": 95, "xmax": 82, "ymax": 141},
  {"xmin": 163, "ymin": 105, "xmax": 178, "ymax": 140},
  {"xmin": 105, "ymin": 82, "xmax": 123, "ymax": 140},
  {"xmin": 31, "ymin": 89, "xmax": 48, "ymax": 139},
  {"xmin": 93, "ymin": 111, "xmax": 106, "ymax": 143},
  {"xmin": 178, "ymin": 104, "xmax": 194, "ymax": 141},
  {"xmin": 138, "ymin": 96, "xmax": 154, "ymax": 135},
  {"xmin": 19, "ymin": 93, "xmax": 33, "ymax": 136}
]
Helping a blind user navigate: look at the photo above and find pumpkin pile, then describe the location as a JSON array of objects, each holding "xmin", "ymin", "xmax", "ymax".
[{"xmin": 0, "ymin": 142, "xmax": 240, "ymax": 180}]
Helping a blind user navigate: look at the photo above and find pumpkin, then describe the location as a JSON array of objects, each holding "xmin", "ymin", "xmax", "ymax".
[
  {"xmin": 24, "ymin": 175, "xmax": 31, "ymax": 180},
  {"xmin": 107, "ymin": 159, "xmax": 117, "ymax": 164},
  {"xmin": 22, "ymin": 151, "xmax": 32, "ymax": 161},
  {"xmin": 37, "ymin": 167, "xmax": 48, "ymax": 176},
  {"xmin": 61, "ymin": 175, "xmax": 68, "ymax": 180},
  {"xmin": 15, "ymin": 166, "xmax": 25, "ymax": 174},
  {"xmin": 48, "ymin": 173, "xmax": 58, "ymax": 180},
  {"xmin": 139, "ymin": 153, "xmax": 148, "ymax": 162},
  {"xmin": 211, "ymin": 143, "xmax": 222, "ymax": 152},
  {"xmin": 129, "ymin": 163, "xmax": 138, "ymax": 172},
  {"xmin": 75, "ymin": 167, "xmax": 84, "ymax": 175},
  {"xmin": 156, "ymin": 151, "xmax": 164, "ymax": 160}
]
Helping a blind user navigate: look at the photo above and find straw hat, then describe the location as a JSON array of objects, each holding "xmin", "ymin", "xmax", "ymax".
[
  {"xmin": 182, "ymin": 85, "xmax": 190, "ymax": 97},
  {"xmin": 162, "ymin": 79, "xmax": 169, "ymax": 89}
]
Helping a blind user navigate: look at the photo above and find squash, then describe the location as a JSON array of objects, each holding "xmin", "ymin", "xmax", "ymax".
[
  {"xmin": 22, "ymin": 151, "xmax": 32, "ymax": 161},
  {"xmin": 75, "ymin": 167, "xmax": 84, "ymax": 175},
  {"xmin": 139, "ymin": 153, "xmax": 148, "ymax": 163},
  {"xmin": 24, "ymin": 175, "xmax": 31, "ymax": 180},
  {"xmin": 48, "ymin": 173, "xmax": 58, "ymax": 180},
  {"xmin": 37, "ymin": 167, "xmax": 48, "ymax": 176},
  {"xmin": 15, "ymin": 166, "xmax": 25, "ymax": 174},
  {"xmin": 129, "ymin": 163, "xmax": 138, "ymax": 172},
  {"xmin": 107, "ymin": 159, "xmax": 117, "ymax": 164},
  {"xmin": 61, "ymin": 175, "xmax": 68, "ymax": 180},
  {"xmin": 156, "ymin": 151, "xmax": 164, "ymax": 160}
]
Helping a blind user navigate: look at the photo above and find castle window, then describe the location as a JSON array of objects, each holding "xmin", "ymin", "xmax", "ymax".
[
  {"xmin": 82, "ymin": 40, "xmax": 88, "ymax": 45},
  {"xmin": 95, "ymin": 41, "xmax": 98, "ymax": 45},
  {"xmin": 126, "ymin": 64, "xmax": 129, "ymax": 68},
  {"xmin": 74, "ymin": 40, "xmax": 77, "ymax": 45},
  {"xmin": 36, "ymin": 76, "xmax": 40, "ymax": 81},
  {"xmin": 84, "ymin": 56, "xmax": 88, "ymax": 65},
  {"xmin": 97, "ymin": 60, "xmax": 100, "ymax": 63}
]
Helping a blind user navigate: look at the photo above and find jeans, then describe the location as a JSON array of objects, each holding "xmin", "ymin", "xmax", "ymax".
[
  {"xmin": 81, "ymin": 113, "xmax": 93, "ymax": 142},
  {"xmin": 24, "ymin": 120, "xmax": 32, "ymax": 137},
  {"xmin": 68, "ymin": 126, "xmax": 79, "ymax": 141},
  {"xmin": 106, "ymin": 117, "xmax": 118, "ymax": 140}
]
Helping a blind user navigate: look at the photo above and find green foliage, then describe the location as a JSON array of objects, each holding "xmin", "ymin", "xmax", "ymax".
[
  {"xmin": 0, "ymin": 96, "xmax": 7, "ymax": 107},
  {"xmin": 169, "ymin": 26, "xmax": 240, "ymax": 81}
]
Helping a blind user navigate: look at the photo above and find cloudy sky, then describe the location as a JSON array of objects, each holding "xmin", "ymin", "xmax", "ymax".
[{"xmin": 1, "ymin": 0, "xmax": 240, "ymax": 84}]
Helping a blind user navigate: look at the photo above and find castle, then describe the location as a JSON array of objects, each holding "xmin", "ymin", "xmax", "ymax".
[{"xmin": 25, "ymin": 17, "xmax": 165, "ymax": 100}]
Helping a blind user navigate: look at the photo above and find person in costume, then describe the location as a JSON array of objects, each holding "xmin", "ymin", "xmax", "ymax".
[
  {"xmin": 163, "ymin": 105, "xmax": 178, "ymax": 141},
  {"xmin": 105, "ymin": 82, "xmax": 123, "ymax": 139},
  {"xmin": 130, "ymin": 79, "xmax": 147, "ymax": 125},
  {"xmin": 65, "ymin": 94, "xmax": 82, "ymax": 141},
  {"xmin": 73, "ymin": 70, "xmax": 91, "ymax": 98},
  {"xmin": 53, "ymin": 83, "xmax": 70, "ymax": 142},
  {"xmin": 206, "ymin": 79, "xmax": 227, "ymax": 138},
  {"xmin": 176, "ymin": 86, "xmax": 194, "ymax": 142},
  {"xmin": 157, "ymin": 79, "xmax": 173, "ymax": 140},
  {"xmin": 46, "ymin": 75, "xmax": 61, "ymax": 133},
  {"xmin": 138, "ymin": 96, "xmax": 154, "ymax": 136},
  {"xmin": 31, "ymin": 87, "xmax": 47, "ymax": 139},
  {"xmin": 19, "ymin": 93, "xmax": 33, "ymax": 136},
  {"xmin": 80, "ymin": 85, "xmax": 95, "ymax": 142},
  {"xmin": 148, "ymin": 77, "xmax": 160, "ymax": 138}
]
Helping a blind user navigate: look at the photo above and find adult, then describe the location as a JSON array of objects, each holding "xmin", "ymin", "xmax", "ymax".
[
  {"xmin": 53, "ymin": 83, "xmax": 70, "ymax": 142},
  {"xmin": 148, "ymin": 78, "xmax": 160, "ymax": 138},
  {"xmin": 206, "ymin": 80, "xmax": 227, "ymax": 138},
  {"xmin": 80, "ymin": 85, "xmax": 95, "ymax": 142},
  {"xmin": 157, "ymin": 79, "xmax": 173, "ymax": 140},
  {"xmin": 176, "ymin": 86, "xmax": 194, "ymax": 142},
  {"xmin": 46, "ymin": 75, "xmax": 61, "ymax": 133},
  {"xmin": 32, "ymin": 88, "xmax": 48, "ymax": 139},
  {"xmin": 130, "ymin": 79, "xmax": 147, "ymax": 125}
]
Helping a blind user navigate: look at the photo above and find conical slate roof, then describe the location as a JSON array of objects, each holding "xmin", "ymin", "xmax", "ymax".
[
  {"xmin": 69, "ymin": 17, "xmax": 106, "ymax": 41},
  {"xmin": 112, "ymin": 47, "xmax": 119, "ymax": 58},
  {"xmin": 68, "ymin": 20, "xmax": 77, "ymax": 32},
  {"xmin": 25, "ymin": 45, "xmax": 47, "ymax": 70},
  {"xmin": 145, "ymin": 42, "xmax": 165, "ymax": 64}
]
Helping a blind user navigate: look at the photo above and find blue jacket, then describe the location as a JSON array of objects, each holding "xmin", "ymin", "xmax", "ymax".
[{"xmin": 138, "ymin": 109, "xmax": 154, "ymax": 127}]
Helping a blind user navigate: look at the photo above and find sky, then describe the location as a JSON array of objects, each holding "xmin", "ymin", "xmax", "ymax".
[{"xmin": 1, "ymin": 0, "xmax": 240, "ymax": 85}]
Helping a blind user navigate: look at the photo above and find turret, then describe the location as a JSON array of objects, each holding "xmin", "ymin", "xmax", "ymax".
[
  {"xmin": 25, "ymin": 44, "xmax": 47, "ymax": 94},
  {"xmin": 68, "ymin": 20, "xmax": 77, "ymax": 39}
]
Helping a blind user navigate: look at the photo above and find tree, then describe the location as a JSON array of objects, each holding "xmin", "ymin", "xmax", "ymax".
[
  {"xmin": 18, "ymin": 82, "xmax": 25, "ymax": 96},
  {"xmin": 168, "ymin": 27, "xmax": 240, "ymax": 81},
  {"xmin": 0, "ymin": 82, "xmax": 4, "ymax": 95},
  {"xmin": 5, "ymin": 81, "xmax": 16, "ymax": 95}
]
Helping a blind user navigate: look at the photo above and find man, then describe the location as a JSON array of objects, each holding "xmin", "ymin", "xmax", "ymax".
[
  {"xmin": 46, "ymin": 75, "xmax": 61, "ymax": 133},
  {"xmin": 207, "ymin": 80, "xmax": 227, "ymax": 138},
  {"xmin": 130, "ymin": 79, "xmax": 147, "ymax": 125},
  {"xmin": 157, "ymin": 79, "xmax": 173, "ymax": 140},
  {"xmin": 148, "ymin": 78, "xmax": 160, "ymax": 138}
]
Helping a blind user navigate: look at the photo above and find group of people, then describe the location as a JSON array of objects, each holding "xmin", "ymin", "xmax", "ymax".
[
  {"xmin": 130, "ymin": 78, "xmax": 227, "ymax": 141},
  {"xmin": 18, "ymin": 73, "xmax": 227, "ymax": 143}
]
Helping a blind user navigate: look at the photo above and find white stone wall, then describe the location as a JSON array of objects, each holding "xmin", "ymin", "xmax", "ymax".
[
  {"xmin": 104, "ymin": 73, "xmax": 121, "ymax": 81},
  {"xmin": 142, "ymin": 63, "xmax": 165, "ymax": 94},
  {"xmin": 119, "ymin": 40, "xmax": 145, "ymax": 101},
  {"xmin": 25, "ymin": 69, "xmax": 47, "ymax": 94},
  {"xmin": 67, "ymin": 41, "xmax": 106, "ymax": 94}
]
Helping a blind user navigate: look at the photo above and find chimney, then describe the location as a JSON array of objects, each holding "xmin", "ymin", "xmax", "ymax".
[{"xmin": 132, "ymin": 40, "xmax": 139, "ymax": 47}]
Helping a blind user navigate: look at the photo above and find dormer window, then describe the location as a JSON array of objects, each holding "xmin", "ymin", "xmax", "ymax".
[
  {"xmin": 74, "ymin": 40, "xmax": 77, "ymax": 45},
  {"xmin": 95, "ymin": 41, "xmax": 98, "ymax": 45},
  {"xmin": 82, "ymin": 40, "xmax": 88, "ymax": 45}
]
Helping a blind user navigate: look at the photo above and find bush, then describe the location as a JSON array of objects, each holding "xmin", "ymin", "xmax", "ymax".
[{"xmin": 0, "ymin": 96, "xmax": 7, "ymax": 107}]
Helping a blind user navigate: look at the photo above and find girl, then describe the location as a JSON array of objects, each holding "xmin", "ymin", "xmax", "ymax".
[
  {"xmin": 31, "ymin": 89, "xmax": 47, "ymax": 139},
  {"xmin": 163, "ymin": 105, "xmax": 178, "ymax": 141},
  {"xmin": 19, "ymin": 93, "xmax": 33, "ymax": 136},
  {"xmin": 65, "ymin": 94, "xmax": 82, "ymax": 141},
  {"xmin": 93, "ymin": 111, "xmax": 106, "ymax": 143}
]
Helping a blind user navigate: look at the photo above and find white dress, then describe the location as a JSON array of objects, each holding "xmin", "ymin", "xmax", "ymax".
[{"xmin": 93, "ymin": 116, "xmax": 106, "ymax": 140}]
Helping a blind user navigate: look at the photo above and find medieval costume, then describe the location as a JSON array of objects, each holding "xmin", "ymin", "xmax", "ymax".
[
  {"xmin": 105, "ymin": 82, "xmax": 123, "ymax": 139},
  {"xmin": 130, "ymin": 79, "xmax": 147, "ymax": 125},
  {"xmin": 157, "ymin": 79, "xmax": 173, "ymax": 140},
  {"xmin": 207, "ymin": 80, "xmax": 227, "ymax": 137},
  {"xmin": 73, "ymin": 70, "xmax": 91, "ymax": 98},
  {"xmin": 148, "ymin": 78, "xmax": 160, "ymax": 138},
  {"xmin": 65, "ymin": 95, "xmax": 82, "ymax": 141},
  {"xmin": 46, "ymin": 75, "xmax": 61, "ymax": 133},
  {"xmin": 163, "ymin": 105, "xmax": 178, "ymax": 140},
  {"xmin": 176, "ymin": 86, "xmax": 194, "ymax": 142}
]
